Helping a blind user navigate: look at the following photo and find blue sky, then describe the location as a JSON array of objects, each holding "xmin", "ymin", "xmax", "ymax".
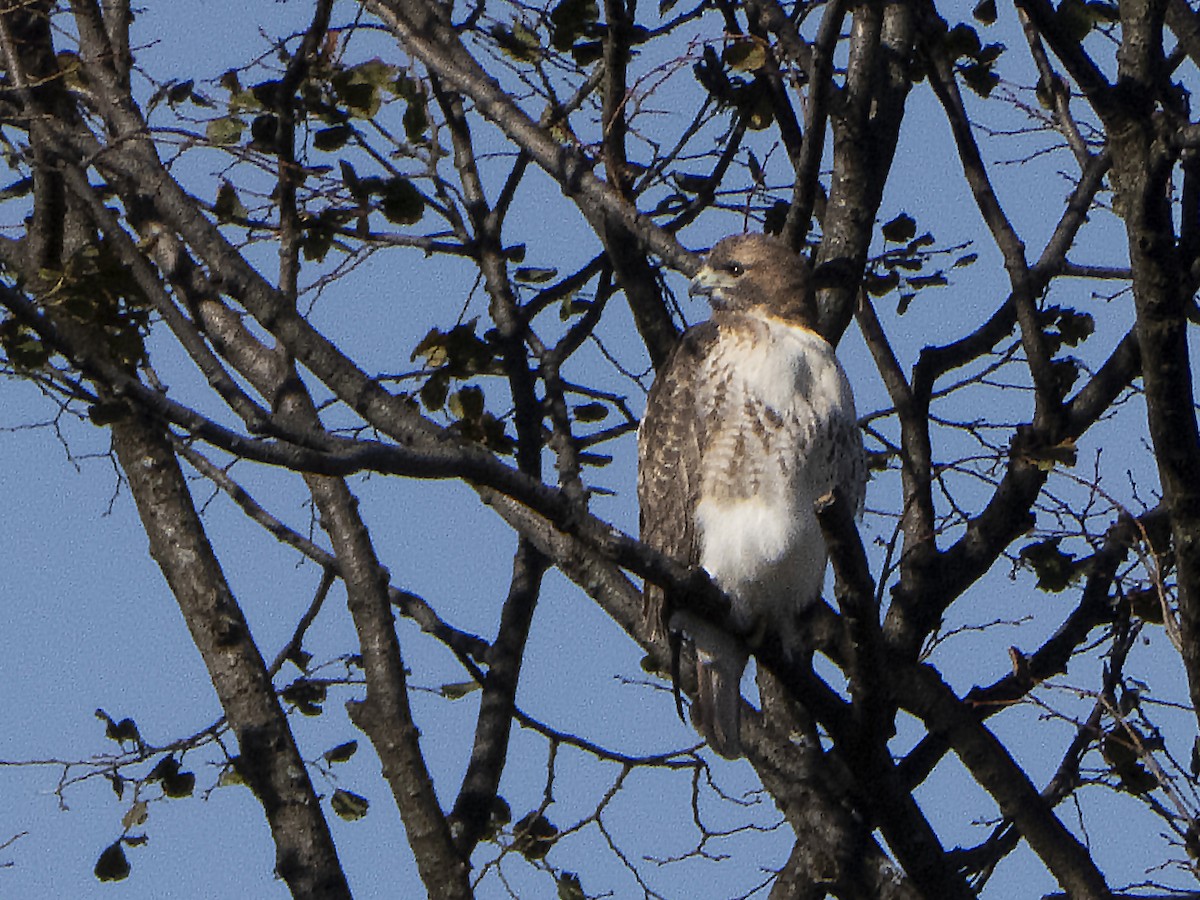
[{"xmin": 1, "ymin": 3, "xmax": 1195, "ymax": 899}]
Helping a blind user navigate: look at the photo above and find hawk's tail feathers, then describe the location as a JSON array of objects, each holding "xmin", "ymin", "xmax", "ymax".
[{"xmin": 693, "ymin": 643, "xmax": 748, "ymax": 760}]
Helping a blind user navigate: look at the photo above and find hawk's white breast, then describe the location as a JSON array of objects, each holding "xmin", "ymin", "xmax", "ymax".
[{"xmin": 692, "ymin": 314, "xmax": 857, "ymax": 638}]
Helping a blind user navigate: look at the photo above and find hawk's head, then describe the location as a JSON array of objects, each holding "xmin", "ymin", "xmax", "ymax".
[{"xmin": 689, "ymin": 233, "xmax": 816, "ymax": 328}]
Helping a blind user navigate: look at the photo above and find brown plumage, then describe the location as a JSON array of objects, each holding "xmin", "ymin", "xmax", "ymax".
[{"xmin": 638, "ymin": 233, "xmax": 865, "ymax": 758}]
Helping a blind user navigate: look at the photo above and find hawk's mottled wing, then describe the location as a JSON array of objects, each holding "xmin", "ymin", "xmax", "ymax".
[{"xmin": 637, "ymin": 322, "xmax": 719, "ymax": 640}]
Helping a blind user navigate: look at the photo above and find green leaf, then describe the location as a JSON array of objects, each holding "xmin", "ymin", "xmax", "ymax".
[
  {"xmin": 206, "ymin": 115, "xmax": 244, "ymax": 145},
  {"xmin": 881, "ymin": 213, "xmax": 917, "ymax": 243},
  {"xmin": 95, "ymin": 841, "xmax": 130, "ymax": 882},
  {"xmin": 324, "ymin": 741, "xmax": 359, "ymax": 764},
  {"xmin": 331, "ymin": 788, "xmax": 370, "ymax": 821},
  {"xmin": 350, "ymin": 59, "xmax": 398, "ymax": 89},
  {"xmin": 491, "ymin": 22, "xmax": 542, "ymax": 64},
  {"xmin": 723, "ymin": 40, "xmax": 767, "ymax": 72},
  {"xmin": 440, "ymin": 680, "xmax": 482, "ymax": 699}
]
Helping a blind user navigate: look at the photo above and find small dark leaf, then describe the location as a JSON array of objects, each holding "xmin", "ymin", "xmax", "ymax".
[
  {"xmin": 439, "ymin": 680, "xmax": 482, "ymax": 699},
  {"xmin": 1055, "ymin": 0, "xmax": 1095, "ymax": 42},
  {"xmin": 250, "ymin": 114, "xmax": 279, "ymax": 150},
  {"xmin": 740, "ymin": 91, "xmax": 774, "ymax": 130},
  {"xmin": 379, "ymin": 177, "xmax": 423, "ymax": 225},
  {"xmin": 550, "ymin": 0, "xmax": 599, "ymax": 52},
  {"xmin": 973, "ymin": 0, "xmax": 997, "ymax": 24},
  {"xmin": 513, "ymin": 811, "xmax": 557, "ymax": 860},
  {"xmin": 314, "ymin": 124, "xmax": 354, "ymax": 152},
  {"xmin": 95, "ymin": 841, "xmax": 130, "ymax": 882},
  {"xmin": 944, "ymin": 23, "xmax": 982, "ymax": 61},
  {"xmin": 558, "ymin": 872, "xmax": 585, "ymax": 900},
  {"xmin": 324, "ymin": 741, "xmax": 359, "ymax": 765},
  {"xmin": 1126, "ymin": 588, "xmax": 1164, "ymax": 623},
  {"xmin": 514, "ymin": 266, "xmax": 558, "ymax": 284},
  {"xmin": 250, "ymin": 80, "xmax": 282, "ymax": 108},
  {"xmin": 449, "ymin": 385, "xmax": 485, "ymax": 421},
  {"xmin": 481, "ymin": 795, "xmax": 512, "ymax": 841},
  {"xmin": 1050, "ymin": 357, "xmax": 1080, "ymax": 398},
  {"xmin": 96, "ymin": 709, "xmax": 142, "ymax": 747},
  {"xmin": 1018, "ymin": 537, "xmax": 1078, "ymax": 592},
  {"xmin": 906, "ymin": 272, "xmax": 948, "ymax": 290},
  {"xmin": 403, "ymin": 100, "xmax": 428, "ymax": 142},
  {"xmin": 881, "ymin": 213, "xmax": 917, "ymax": 243},
  {"xmin": 573, "ymin": 402, "xmax": 608, "ymax": 423},
  {"xmin": 162, "ymin": 769, "xmax": 195, "ymax": 798},
  {"xmin": 961, "ymin": 62, "xmax": 1000, "ymax": 99},
  {"xmin": 281, "ymin": 678, "xmax": 327, "ymax": 716},
  {"xmin": 864, "ymin": 270, "xmax": 901, "ymax": 297},
  {"xmin": 419, "ymin": 370, "xmax": 450, "ymax": 411},
  {"xmin": 214, "ymin": 181, "xmax": 247, "ymax": 224},
  {"xmin": 763, "ymin": 200, "xmax": 789, "ymax": 236},
  {"xmin": 331, "ymin": 788, "xmax": 370, "ymax": 821},
  {"xmin": 167, "ymin": 79, "xmax": 194, "ymax": 105},
  {"xmin": 952, "ymin": 252, "xmax": 978, "ymax": 268},
  {"xmin": 671, "ymin": 172, "xmax": 712, "ymax": 194}
]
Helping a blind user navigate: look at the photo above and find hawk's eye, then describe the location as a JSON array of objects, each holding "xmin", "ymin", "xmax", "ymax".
[{"xmin": 725, "ymin": 263, "xmax": 745, "ymax": 277}]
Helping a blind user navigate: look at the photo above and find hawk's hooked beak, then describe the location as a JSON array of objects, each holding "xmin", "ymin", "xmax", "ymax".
[{"xmin": 689, "ymin": 265, "xmax": 732, "ymax": 307}]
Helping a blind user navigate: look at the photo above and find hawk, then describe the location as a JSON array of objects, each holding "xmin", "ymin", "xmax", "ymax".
[{"xmin": 637, "ymin": 233, "xmax": 866, "ymax": 759}]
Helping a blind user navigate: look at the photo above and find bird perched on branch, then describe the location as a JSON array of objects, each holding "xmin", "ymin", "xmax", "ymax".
[{"xmin": 637, "ymin": 233, "xmax": 865, "ymax": 758}]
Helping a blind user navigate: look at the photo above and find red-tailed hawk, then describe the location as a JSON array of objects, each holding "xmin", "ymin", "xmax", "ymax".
[{"xmin": 638, "ymin": 233, "xmax": 865, "ymax": 758}]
